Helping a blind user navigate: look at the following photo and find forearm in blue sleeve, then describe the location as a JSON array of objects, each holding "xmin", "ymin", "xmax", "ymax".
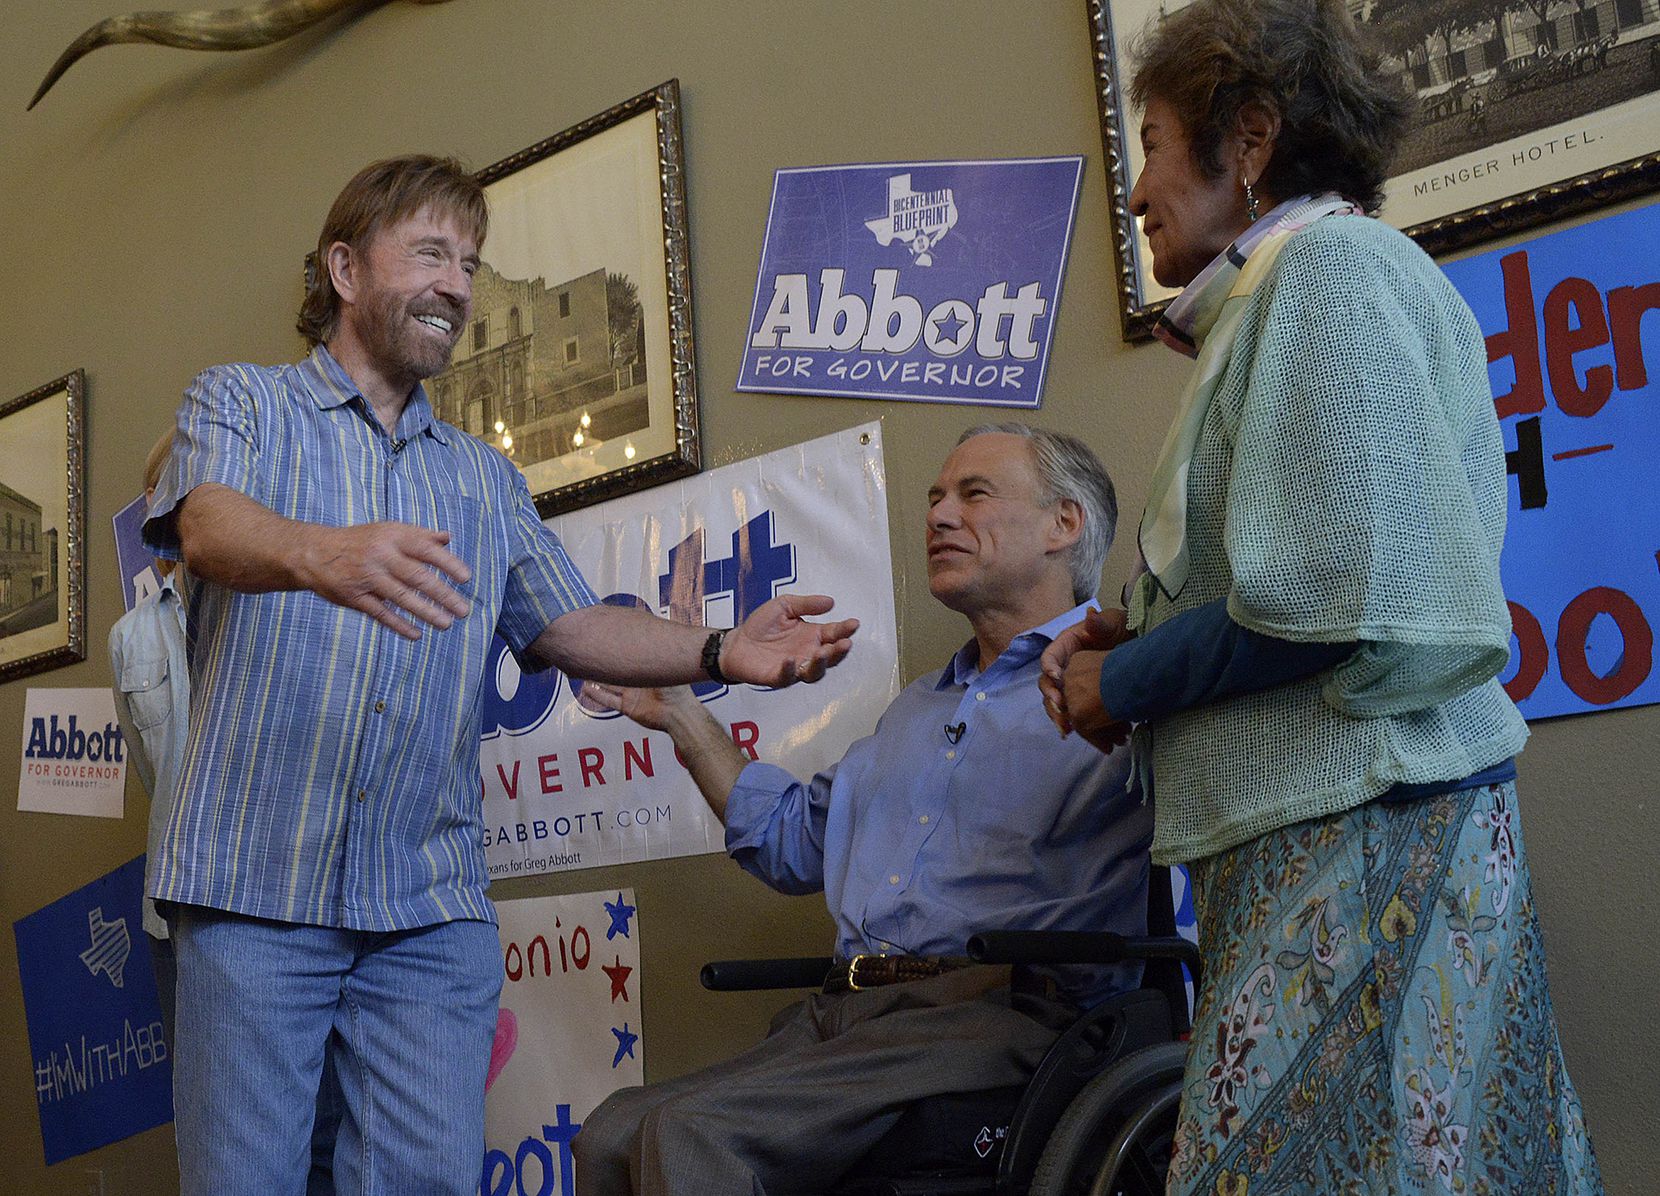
[
  {"xmin": 724, "ymin": 761, "xmax": 829, "ymax": 895},
  {"xmin": 1100, "ymin": 597, "xmax": 1355, "ymax": 723}
]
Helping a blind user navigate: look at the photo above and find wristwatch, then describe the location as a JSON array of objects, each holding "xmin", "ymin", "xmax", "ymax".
[{"xmin": 701, "ymin": 629, "xmax": 729, "ymax": 684}]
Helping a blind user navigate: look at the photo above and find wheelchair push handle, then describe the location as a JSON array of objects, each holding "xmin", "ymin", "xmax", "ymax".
[
  {"xmin": 700, "ymin": 956, "xmax": 835, "ymax": 991},
  {"xmin": 967, "ymin": 930, "xmax": 1200, "ymax": 974}
]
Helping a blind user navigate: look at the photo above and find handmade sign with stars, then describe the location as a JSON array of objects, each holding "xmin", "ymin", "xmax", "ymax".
[{"xmin": 483, "ymin": 888, "xmax": 645, "ymax": 1192}]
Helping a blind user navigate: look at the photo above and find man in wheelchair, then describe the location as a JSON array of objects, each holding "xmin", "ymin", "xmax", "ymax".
[{"xmin": 574, "ymin": 424, "xmax": 1154, "ymax": 1196}]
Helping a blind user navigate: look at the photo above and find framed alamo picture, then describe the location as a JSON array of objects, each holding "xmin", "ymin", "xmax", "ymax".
[
  {"xmin": 1086, "ymin": 0, "xmax": 1660, "ymax": 340},
  {"xmin": 427, "ymin": 80, "xmax": 702, "ymax": 515},
  {"xmin": 0, "ymin": 370, "xmax": 86, "ymax": 685}
]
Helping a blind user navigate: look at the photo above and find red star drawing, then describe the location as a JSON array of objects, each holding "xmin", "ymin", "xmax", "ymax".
[{"xmin": 602, "ymin": 955, "xmax": 633, "ymax": 1003}]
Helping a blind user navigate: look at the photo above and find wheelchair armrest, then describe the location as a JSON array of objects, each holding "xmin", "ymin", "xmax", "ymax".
[
  {"xmin": 699, "ymin": 956, "xmax": 836, "ymax": 991},
  {"xmin": 966, "ymin": 931, "xmax": 1201, "ymax": 987}
]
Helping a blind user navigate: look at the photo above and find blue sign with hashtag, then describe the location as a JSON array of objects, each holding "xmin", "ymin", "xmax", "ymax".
[
  {"xmin": 14, "ymin": 856, "xmax": 172, "ymax": 1163},
  {"xmin": 738, "ymin": 158, "xmax": 1085, "ymax": 408}
]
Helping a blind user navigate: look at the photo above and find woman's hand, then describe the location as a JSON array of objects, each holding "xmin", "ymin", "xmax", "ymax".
[
  {"xmin": 1039, "ymin": 607, "xmax": 1134, "ymax": 735},
  {"xmin": 1059, "ymin": 650, "xmax": 1133, "ymax": 753}
]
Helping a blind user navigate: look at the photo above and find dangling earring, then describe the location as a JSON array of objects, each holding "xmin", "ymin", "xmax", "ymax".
[{"xmin": 1243, "ymin": 175, "xmax": 1260, "ymax": 222}]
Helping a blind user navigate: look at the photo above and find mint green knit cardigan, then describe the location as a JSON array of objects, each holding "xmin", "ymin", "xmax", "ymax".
[{"xmin": 1137, "ymin": 215, "xmax": 1528, "ymax": 865}]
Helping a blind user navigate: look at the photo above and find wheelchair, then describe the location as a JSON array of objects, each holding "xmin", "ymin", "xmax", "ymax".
[{"xmin": 699, "ymin": 868, "xmax": 1199, "ymax": 1196}]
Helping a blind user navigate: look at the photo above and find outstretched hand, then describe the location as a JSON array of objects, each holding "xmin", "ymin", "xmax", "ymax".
[
  {"xmin": 721, "ymin": 594, "xmax": 859, "ymax": 688},
  {"xmin": 297, "ymin": 521, "xmax": 471, "ymax": 640}
]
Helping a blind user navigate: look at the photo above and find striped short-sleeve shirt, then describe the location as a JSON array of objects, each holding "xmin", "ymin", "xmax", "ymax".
[{"xmin": 143, "ymin": 346, "xmax": 597, "ymax": 930}]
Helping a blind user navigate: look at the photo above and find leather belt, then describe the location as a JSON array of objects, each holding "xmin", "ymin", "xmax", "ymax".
[{"xmin": 822, "ymin": 954, "xmax": 972, "ymax": 994}]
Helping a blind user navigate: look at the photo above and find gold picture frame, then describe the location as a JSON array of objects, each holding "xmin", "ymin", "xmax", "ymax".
[
  {"xmin": 1087, "ymin": 0, "xmax": 1660, "ymax": 340},
  {"xmin": 430, "ymin": 79, "xmax": 702, "ymax": 515},
  {"xmin": 0, "ymin": 370, "xmax": 86, "ymax": 684}
]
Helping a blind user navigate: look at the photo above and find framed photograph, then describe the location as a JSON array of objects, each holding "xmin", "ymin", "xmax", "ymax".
[
  {"xmin": 1087, "ymin": 0, "xmax": 1660, "ymax": 341},
  {"xmin": 427, "ymin": 79, "xmax": 701, "ymax": 515},
  {"xmin": 0, "ymin": 370, "xmax": 86, "ymax": 685}
]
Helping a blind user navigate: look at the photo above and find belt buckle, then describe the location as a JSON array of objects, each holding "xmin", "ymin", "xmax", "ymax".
[{"xmin": 845, "ymin": 953, "xmax": 881, "ymax": 992}]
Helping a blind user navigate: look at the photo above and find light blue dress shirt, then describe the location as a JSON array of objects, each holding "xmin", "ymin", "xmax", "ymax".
[
  {"xmin": 109, "ymin": 572, "xmax": 190, "ymax": 941},
  {"xmin": 142, "ymin": 346, "xmax": 597, "ymax": 931},
  {"xmin": 725, "ymin": 603, "xmax": 1153, "ymax": 1006}
]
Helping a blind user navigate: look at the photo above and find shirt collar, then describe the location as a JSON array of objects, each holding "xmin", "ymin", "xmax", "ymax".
[
  {"xmin": 156, "ymin": 569, "xmax": 189, "ymax": 624},
  {"xmin": 936, "ymin": 599, "xmax": 1099, "ymax": 689},
  {"xmin": 300, "ymin": 344, "xmax": 450, "ymax": 445}
]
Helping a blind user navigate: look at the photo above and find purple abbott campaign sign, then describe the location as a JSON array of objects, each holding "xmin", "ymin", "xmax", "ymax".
[
  {"xmin": 111, "ymin": 493, "xmax": 158, "ymax": 613},
  {"xmin": 1439, "ymin": 201, "xmax": 1660, "ymax": 721},
  {"xmin": 737, "ymin": 158, "xmax": 1084, "ymax": 408}
]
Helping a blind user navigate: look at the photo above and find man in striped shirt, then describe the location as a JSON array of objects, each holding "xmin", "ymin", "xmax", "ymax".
[{"xmin": 143, "ymin": 155, "xmax": 858, "ymax": 1196}]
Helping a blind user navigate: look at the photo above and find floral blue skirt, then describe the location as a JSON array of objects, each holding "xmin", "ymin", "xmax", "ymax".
[{"xmin": 1167, "ymin": 783, "xmax": 1602, "ymax": 1195}]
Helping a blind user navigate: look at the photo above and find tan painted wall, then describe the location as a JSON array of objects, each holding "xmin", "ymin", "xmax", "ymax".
[{"xmin": 1, "ymin": 2, "xmax": 1653, "ymax": 1191}]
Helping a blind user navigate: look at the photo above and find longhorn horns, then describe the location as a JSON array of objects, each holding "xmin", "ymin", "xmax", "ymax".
[{"xmin": 29, "ymin": 0, "xmax": 455, "ymax": 110}]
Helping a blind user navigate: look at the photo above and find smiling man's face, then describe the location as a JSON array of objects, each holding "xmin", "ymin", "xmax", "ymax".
[
  {"xmin": 347, "ymin": 205, "xmax": 479, "ymax": 384},
  {"xmin": 925, "ymin": 433, "xmax": 1068, "ymax": 617}
]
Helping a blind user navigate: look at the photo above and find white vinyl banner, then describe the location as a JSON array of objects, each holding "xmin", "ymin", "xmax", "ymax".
[
  {"xmin": 18, "ymin": 688, "xmax": 127, "ymax": 819},
  {"xmin": 480, "ymin": 422, "xmax": 899, "ymax": 879},
  {"xmin": 481, "ymin": 889, "xmax": 644, "ymax": 1196}
]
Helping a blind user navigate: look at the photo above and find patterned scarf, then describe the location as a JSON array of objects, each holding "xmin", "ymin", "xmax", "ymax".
[{"xmin": 1132, "ymin": 193, "xmax": 1362, "ymax": 619}]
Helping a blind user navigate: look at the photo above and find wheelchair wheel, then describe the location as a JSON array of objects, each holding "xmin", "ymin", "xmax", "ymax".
[
  {"xmin": 1026, "ymin": 1041, "xmax": 1186, "ymax": 1196},
  {"xmin": 1080, "ymin": 1081, "xmax": 1181, "ymax": 1196}
]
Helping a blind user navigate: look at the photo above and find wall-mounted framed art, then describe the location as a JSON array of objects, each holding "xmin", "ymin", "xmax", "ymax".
[
  {"xmin": 1087, "ymin": 0, "xmax": 1660, "ymax": 341},
  {"xmin": 0, "ymin": 370, "xmax": 86, "ymax": 685},
  {"xmin": 426, "ymin": 79, "xmax": 701, "ymax": 515}
]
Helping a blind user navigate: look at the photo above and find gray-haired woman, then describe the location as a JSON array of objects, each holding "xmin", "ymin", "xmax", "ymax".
[{"xmin": 1041, "ymin": 0, "xmax": 1602, "ymax": 1190}]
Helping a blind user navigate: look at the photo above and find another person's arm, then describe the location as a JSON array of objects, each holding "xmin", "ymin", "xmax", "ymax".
[
  {"xmin": 1049, "ymin": 225, "xmax": 1504, "ymax": 738},
  {"xmin": 528, "ymin": 595, "xmax": 858, "ymax": 690},
  {"xmin": 176, "ymin": 482, "xmax": 472, "ymax": 639},
  {"xmin": 578, "ymin": 684, "xmax": 748, "ymax": 821},
  {"xmin": 147, "ymin": 366, "xmax": 471, "ymax": 641},
  {"xmin": 582, "ymin": 682, "xmax": 832, "ymax": 894},
  {"xmin": 155, "ymin": 368, "xmax": 858, "ymax": 674},
  {"xmin": 1044, "ymin": 597, "xmax": 1354, "ymax": 740}
]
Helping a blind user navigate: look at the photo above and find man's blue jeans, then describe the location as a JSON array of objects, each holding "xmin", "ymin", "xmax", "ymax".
[{"xmin": 169, "ymin": 905, "xmax": 502, "ymax": 1196}]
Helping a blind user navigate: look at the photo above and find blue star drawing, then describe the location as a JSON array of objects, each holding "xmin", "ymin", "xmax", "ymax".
[
  {"xmin": 603, "ymin": 893, "xmax": 637, "ymax": 941},
  {"xmin": 610, "ymin": 1022, "xmax": 640, "ymax": 1068},
  {"xmin": 932, "ymin": 307, "xmax": 969, "ymax": 348}
]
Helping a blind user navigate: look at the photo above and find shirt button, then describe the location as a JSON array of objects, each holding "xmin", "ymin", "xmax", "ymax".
[
  {"xmin": 945, "ymin": 750, "xmax": 956, "ymax": 760},
  {"xmin": 889, "ymin": 874, "xmax": 900, "ymax": 886},
  {"xmin": 919, "ymin": 814, "xmax": 930, "ymax": 825},
  {"xmin": 374, "ymin": 700, "xmax": 386, "ymax": 713},
  {"xmin": 357, "ymin": 789, "xmax": 367, "ymax": 802},
  {"xmin": 975, "ymin": 692, "xmax": 987, "ymax": 702}
]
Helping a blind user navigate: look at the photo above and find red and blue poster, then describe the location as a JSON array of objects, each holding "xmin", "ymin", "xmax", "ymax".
[
  {"xmin": 14, "ymin": 856, "xmax": 172, "ymax": 1164},
  {"xmin": 482, "ymin": 889, "xmax": 643, "ymax": 1196},
  {"xmin": 1440, "ymin": 201, "xmax": 1660, "ymax": 720},
  {"xmin": 738, "ymin": 158, "xmax": 1084, "ymax": 409}
]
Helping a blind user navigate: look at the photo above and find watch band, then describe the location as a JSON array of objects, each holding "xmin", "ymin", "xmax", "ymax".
[{"xmin": 701, "ymin": 629, "xmax": 729, "ymax": 684}]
